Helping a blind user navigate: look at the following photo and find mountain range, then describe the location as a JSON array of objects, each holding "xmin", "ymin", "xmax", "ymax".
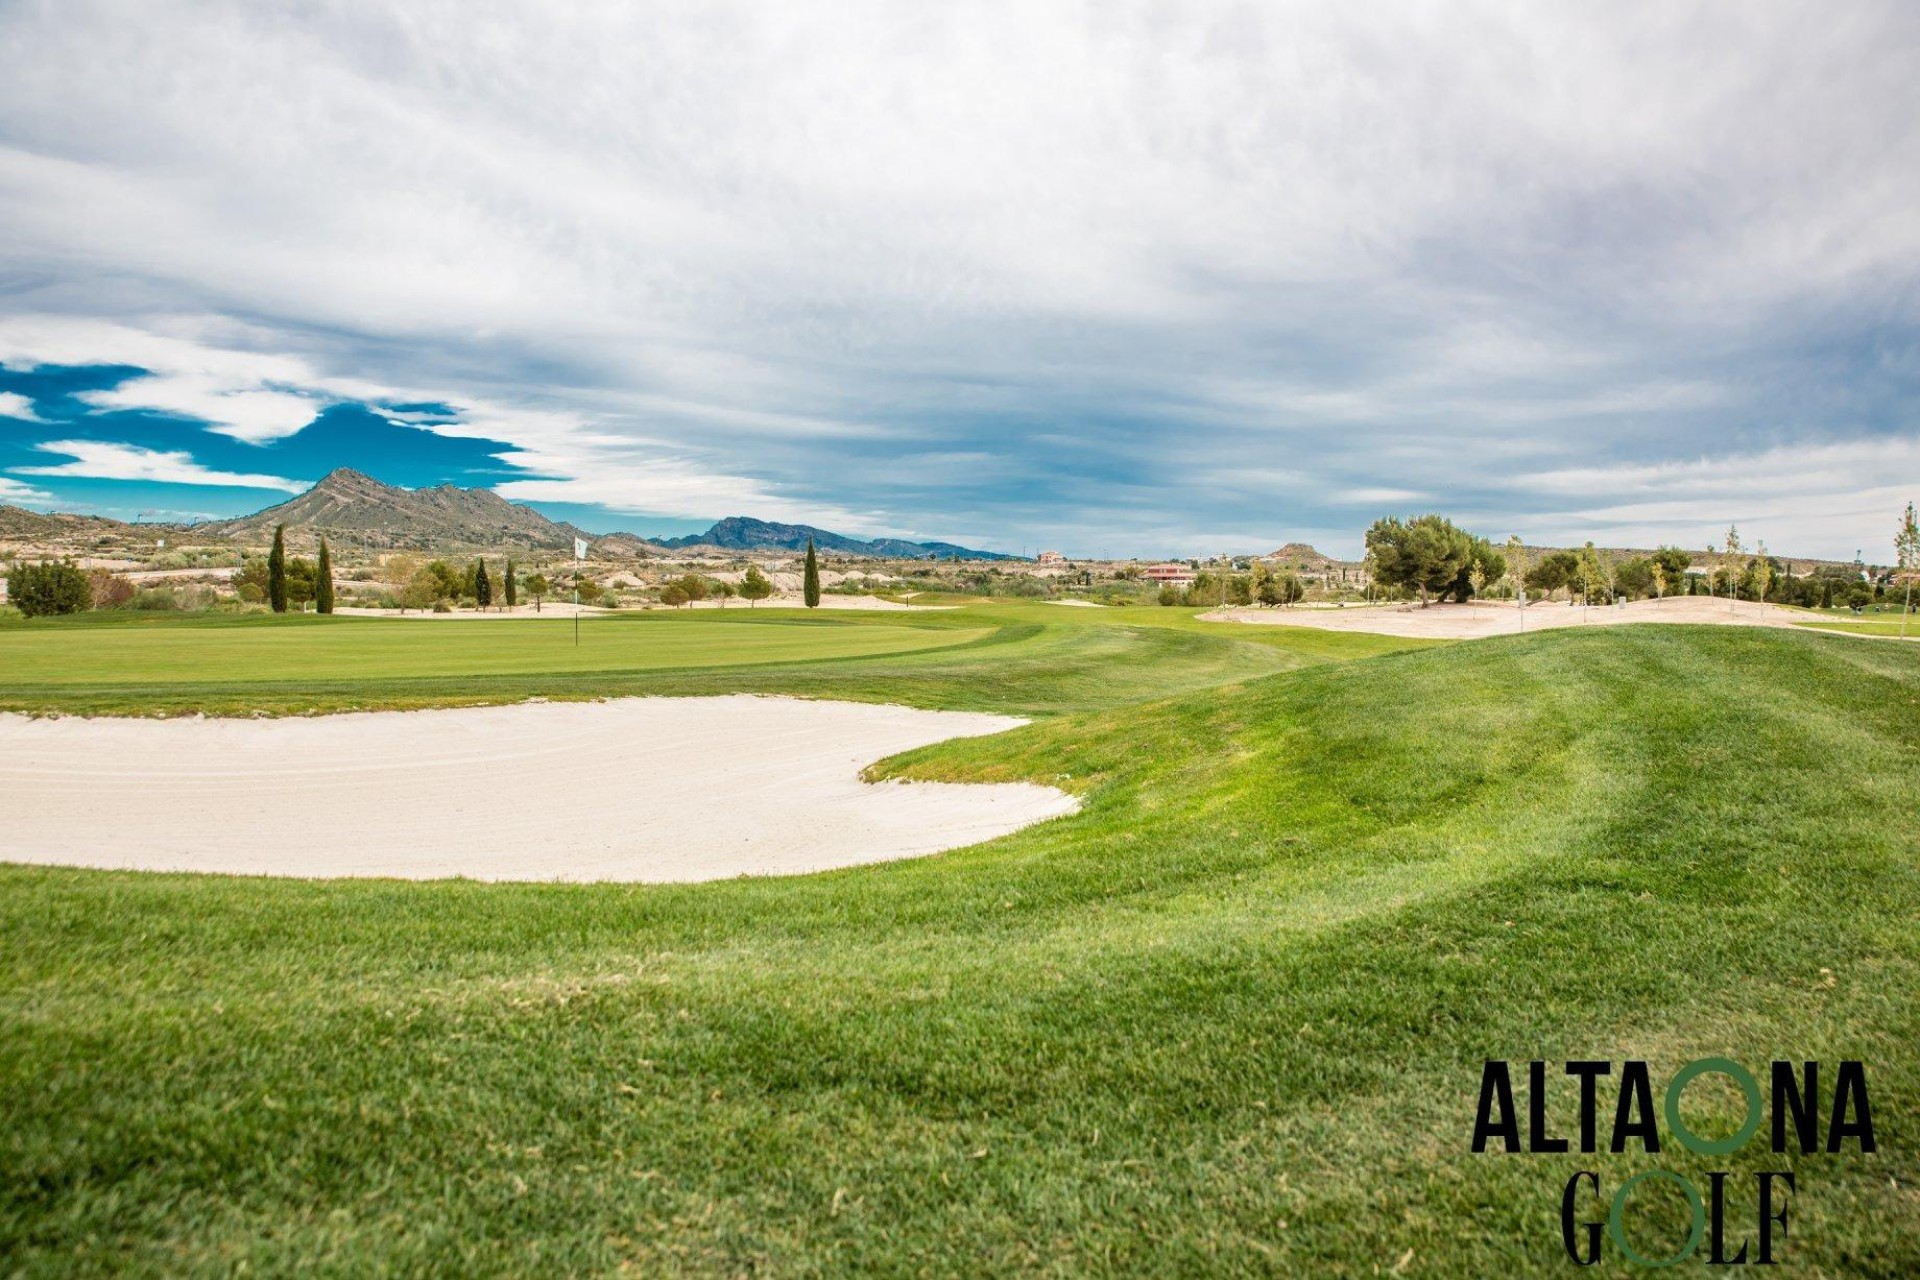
[
  {"xmin": 12, "ymin": 469, "xmax": 1013, "ymax": 560},
  {"xmin": 652, "ymin": 515, "xmax": 1012, "ymax": 560}
]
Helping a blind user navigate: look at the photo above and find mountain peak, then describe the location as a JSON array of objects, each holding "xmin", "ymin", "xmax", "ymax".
[{"xmin": 196, "ymin": 470, "xmax": 595, "ymax": 552}]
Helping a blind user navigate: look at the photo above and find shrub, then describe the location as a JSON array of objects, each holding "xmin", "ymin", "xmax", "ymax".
[
  {"xmin": 87, "ymin": 570, "xmax": 136, "ymax": 609},
  {"xmin": 8, "ymin": 560, "xmax": 92, "ymax": 617}
]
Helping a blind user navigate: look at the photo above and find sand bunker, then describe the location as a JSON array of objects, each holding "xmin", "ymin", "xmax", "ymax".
[
  {"xmin": 1203, "ymin": 595, "xmax": 1835, "ymax": 639},
  {"xmin": 0, "ymin": 697, "xmax": 1076, "ymax": 882}
]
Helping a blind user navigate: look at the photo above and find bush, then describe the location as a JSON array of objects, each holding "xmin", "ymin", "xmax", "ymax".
[
  {"xmin": 87, "ymin": 570, "xmax": 136, "ymax": 609},
  {"xmin": 7, "ymin": 560, "xmax": 92, "ymax": 617}
]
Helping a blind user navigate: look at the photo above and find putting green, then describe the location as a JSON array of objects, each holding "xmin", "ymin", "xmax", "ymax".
[{"xmin": 0, "ymin": 611, "xmax": 988, "ymax": 686}]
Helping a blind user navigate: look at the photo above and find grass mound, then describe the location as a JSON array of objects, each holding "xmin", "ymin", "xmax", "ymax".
[{"xmin": 2, "ymin": 624, "xmax": 1916, "ymax": 1274}]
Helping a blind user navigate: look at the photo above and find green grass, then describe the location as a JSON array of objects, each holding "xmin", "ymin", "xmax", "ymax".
[
  {"xmin": 1796, "ymin": 611, "xmax": 1918, "ymax": 638},
  {"xmin": 0, "ymin": 603, "xmax": 1424, "ymax": 717},
  {"xmin": 2, "ymin": 614, "xmax": 1917, "ymax": 1275}
]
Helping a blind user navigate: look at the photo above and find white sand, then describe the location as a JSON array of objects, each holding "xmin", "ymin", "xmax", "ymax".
[
  {"xmin": 0, "ymin": 697, "xmax": 1077, "ymax": 882},
  {"xmin": 1201, "ymin": 595, "xmax": 1845, "ymax": 639}
]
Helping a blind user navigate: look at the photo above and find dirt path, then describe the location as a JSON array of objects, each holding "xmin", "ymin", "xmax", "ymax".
[{"xmin": 1202, "ymin": 595, "xmax": 1847, "ymax": 639}]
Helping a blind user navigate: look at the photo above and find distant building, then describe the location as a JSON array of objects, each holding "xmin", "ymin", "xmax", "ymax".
[
  {"xmin": 1036, "ymin": 550, "xmax": 1065, "ymax": 564},
  {"xmin": 1143, "ymin": 563, "xmax": 1196, "ymax": 587}
]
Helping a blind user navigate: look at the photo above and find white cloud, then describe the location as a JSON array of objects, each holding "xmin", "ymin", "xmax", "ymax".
[
  {"xmin": 0, "ymin": 4, "xmax": 1914, "ymax": 555},
  {"xmin": 14, "ymin": 440, "xmax": 308, "ymax": 491},
  {"xmin": 0, "ymin": 390, "xmax": 46, "ymax": 422},
  {"xmin": 0, "ymin": 475, "xmax": 54, "ymax": 504}
]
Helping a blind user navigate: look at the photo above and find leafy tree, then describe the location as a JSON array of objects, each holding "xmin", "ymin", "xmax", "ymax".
[
  {"xmin": 7, "ymin": 560, "xmax": 91, "ymax": 616},
  {"xmin": 660, "ymin": 582, "xmax": 690, "ymax": 608},
  {"xmin": 1526, "ymin": 551, "xmax": 1578, "ymax": 602},
  {"xmin": 1651, "ymin": 546, "xmax": 1692, "ymax": 596},
  {"xmin": 1897, "ymin": 502, "xmax": 1919, "ymax": 637},
  {"xmin": 504, "ymin": 559, "xmax": 517, "ymax": 608},
  {"xmin": 525, "ymin": 572, "xmax": 549, "ymax": 612},
  {"xmin": 268, "ymin": 524, "xmax": 288, "ymax": 613},
  {"xmin": 235, "ymin": 557, "xmax": 271, "ymax": 603},
  {"xmin": 422, "ymin": 560, "xmax": 465, "ymax": 600},
  {"xmin": 803, "ymin": 537, "xmax": 821, "ymax": 608},
  {"xmin": 712, "ymin": 581, "xmax": 736, "ymax": 608},
  {"xmin": 1157, "ymin": 584, "xmax": 1179, "ymax": 606},
  {"xmin": 1575, "ymin": 542, "xmax": 1608, "ymax": 605},
  {"xmin": 286, "ymin": 557, "xmax": 317, "ymax": 611},
  {"xmin": 1745, "ymin": 543, "xmax": 1776, "ymax": 605},
  {"xmin": 472, "ymin": 559, "xmax": 492, "ymax": 609},
  {"xmin": 672, "ymin": 573, "xmax": 710, "ymax": 603},
  {"xmin": 399, "ymin": 568, "xmax": 440, "ymax": 613},
  {"xmin": 1248, "ymin": 560, "xmax": 1273, "ymax": 604},
  {"xmin": 1504, "ymin": 536, "xmax": 1527, "ymax": 602},
  {"xmin": 1614, "ymin": 557, "xmax": 1655, "ymax": 600},
  {"xmin": 1365, "ymin": 515, "xmax": 1476, "ymax": 604},
  {"xmin": 740, "ymin": 563, "xmax": 773, "ymax": 607},
  {"xmin": 315, "ymin": 537, "xmax": 335, "ymax": 614}
]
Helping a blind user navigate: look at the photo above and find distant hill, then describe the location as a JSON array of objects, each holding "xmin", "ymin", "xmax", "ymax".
[
  {"xmin": 1264, "ymin": 542, "xmax": 1342, "ymax": 570},
  {"xmin": 655, "ymin": 515, "xmax": 1014, "ymax": 561},
  {"xmin": 194, "ymin": 469, "xmax": 628, "ymax": 553}
]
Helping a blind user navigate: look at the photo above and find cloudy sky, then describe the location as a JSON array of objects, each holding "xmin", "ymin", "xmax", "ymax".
[{"xmin": 1, "ymin": 2, "xmax": 1915, "ymax": 559}]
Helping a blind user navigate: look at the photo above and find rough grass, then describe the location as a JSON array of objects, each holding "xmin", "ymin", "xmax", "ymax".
[{"xmin": 2, "ymin": 623, "xmax": 1916, "ymax": 1275}]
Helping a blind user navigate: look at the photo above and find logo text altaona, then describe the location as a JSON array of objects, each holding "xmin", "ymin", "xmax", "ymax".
[{"xmin": 1471, "ymin": 1058, "xmax": 1875, "ymax": 1266}]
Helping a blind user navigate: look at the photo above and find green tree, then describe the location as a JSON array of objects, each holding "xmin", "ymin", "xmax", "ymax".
[
  {"xmin": 7, "ymin": 560, "xmax": 92, "ymax": 617},
  {"xmin": 712, "ymin": 581, "xmax": 736, "ymax": 608},
  {"xmin": 473, "ymin": 559, "xmax": 492, "ymax": 609},
  {"xmin": 524, "ymin": 572, "xmax": 549, "ymax": 612},
  {"xmin": 286, "ymin": 557, "xmax": 317, "ymax": 611},
  {"xmin": 268, "ymin": 524, "xmax": 288, "ymax": 613},
  {"xmin": 399, "ymin": 567, "xmax": 439, "ymax": 613},
  {"xmin": 660, "ymin": 582, "xmax": 690, "ymax": 608},
  {"xmin": 1614, "ymin": 557, "xmax": 1655, "ymax": 600},
  {"xmin": 1364, "ymin": 515, "xmax": 1477, "ymax": 604},
  {"xmin": 1746, "ymin": 542, "xmax": 1776, "ymax": 606},
  {"xmin": 1525, "ymin": 551, "xmax": 1578, "ymax": 602},
  {"xmin": 740, "ymin": 563, "xmax": 773, "ymax": 607},
  {"xmin": 803, "ymin": 537, "xmax": 821, "ymax": 608},
  {"xmin": 315, "ymin": 537, "xmax": 335, "ymax": 614},
  {"xmin": 1504, "ymin": 536, "xmax": 1527, "ymax": 602},
  {"xmin": 1651, "ymin": 546, "xmax": 1691, "ymax": 597},
  {"xmin": 504, "ymin": 559, "xmax": 517, "ymax": 608},
  {"xmin": 1896, "ymin": 502, "xmax": 1919, "ymax": 638}
]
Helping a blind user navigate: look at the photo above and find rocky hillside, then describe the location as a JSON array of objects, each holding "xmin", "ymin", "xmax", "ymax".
[{"xmin": 194, "ymin": 469, "xmax": 630, "ymax": 552}]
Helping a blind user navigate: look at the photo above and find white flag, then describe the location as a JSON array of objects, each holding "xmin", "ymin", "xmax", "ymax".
[{"xmin": 574, "ymin": 537, "xmax": 589, "ymax": 561}]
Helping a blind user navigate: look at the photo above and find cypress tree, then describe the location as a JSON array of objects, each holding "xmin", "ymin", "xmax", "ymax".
[
  {"xmin": 803, "ymin": 537, "xmax": 821, "ymax": 608},
  {"xmin": 267, "ymin": 524, "xmax": 288, "ymax": 613},
  {"xmin": 315, "ymin": 536, "xmax": 335, "ymax": 614},
  {"xmin": 504, "ymin": 558, "xmax": 517, "ymax": 608},
  {"xmin": 473, "ymin": 558, "xmax": 492, "ymax": 608}
]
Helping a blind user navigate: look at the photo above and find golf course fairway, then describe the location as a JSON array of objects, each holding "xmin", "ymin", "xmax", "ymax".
[{"xmin": 2, "ymin": 607, "xmax": 1915, "ymax": 1274}]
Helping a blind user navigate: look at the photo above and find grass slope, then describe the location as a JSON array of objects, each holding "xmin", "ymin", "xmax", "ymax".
[
  {"xmin": 3, "ymin": 624, "xmax": 1917, "ymax": 1275},
  {"xmin": 0, "ymin": 604, "xmax": 1422, "ymax": 717}
]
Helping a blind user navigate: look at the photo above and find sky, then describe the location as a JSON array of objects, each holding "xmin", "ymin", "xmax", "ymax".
[{"xmin": 0, "ymin": 2, "xmax": 1915, "ymax": 561}]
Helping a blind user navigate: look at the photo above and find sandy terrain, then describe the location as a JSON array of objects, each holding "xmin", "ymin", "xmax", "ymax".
[
  {"xmin": 1202, "ymin": 595, "xmax": 1836, "ymax": 639},
  {"xmin": 0, "ymin": 697, "xmax": 1076, "ymax": 882}
]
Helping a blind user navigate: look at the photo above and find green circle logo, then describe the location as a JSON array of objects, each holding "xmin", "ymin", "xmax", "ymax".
[
  {"xmin": 1608, "ymin": 1168, "xmax": 1706, "ymax": 1267},
  {"xmin": 1665, "ymin": 1057, "xmax": 1762, "ymax": 1156}
]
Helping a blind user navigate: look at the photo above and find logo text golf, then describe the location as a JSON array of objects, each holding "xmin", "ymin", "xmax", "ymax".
[{"xmin": 1471, "ymin": 1058, "xmax": 1875, "ymax": 1267}]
